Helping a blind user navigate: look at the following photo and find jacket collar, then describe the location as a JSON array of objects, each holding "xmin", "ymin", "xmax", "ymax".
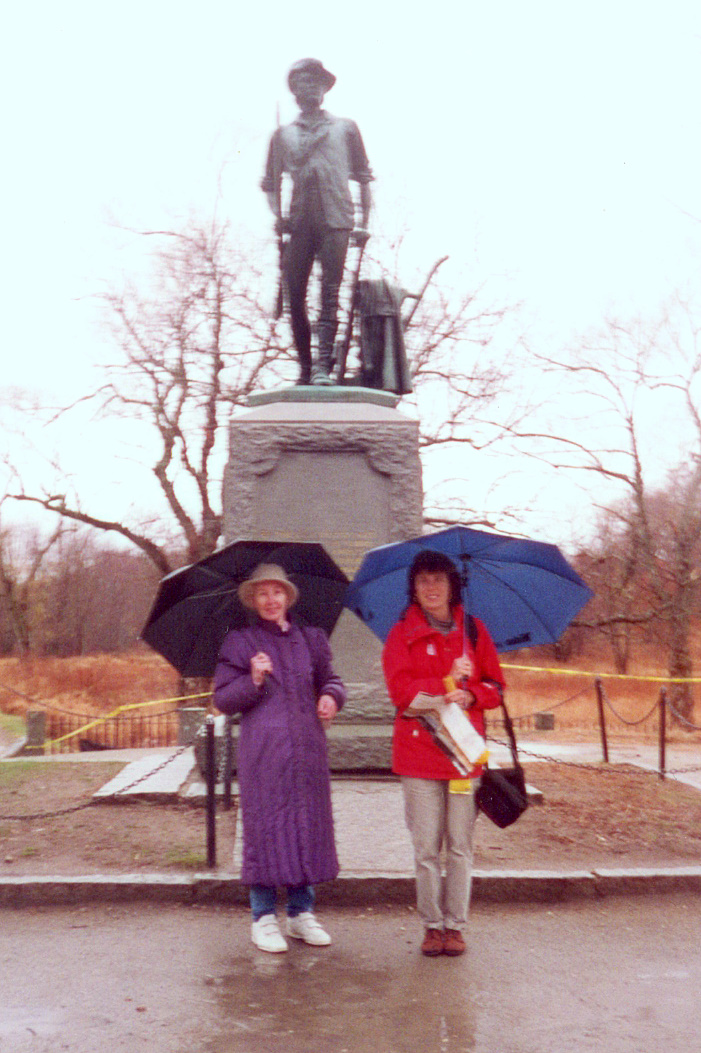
[
  {"xmin": 253, "ymin": 617, "xmax": 295, "ymax": 637},
  {"xmin": 402, "ymin": 603, "xmax": 464, "ymax": 645},
  {"xmin": 294, "ymin": 108, "xmax": 330, "ymax": 129}
]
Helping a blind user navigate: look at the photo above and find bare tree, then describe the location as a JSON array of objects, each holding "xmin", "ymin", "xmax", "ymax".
[
  {"xmin": 520, "ymin": 296, "xmax": 701, "ymax": 719},
  {"xmin": 0, "ymin": 517, "xmax": 163, "ymax": 656},
  {"xmin": 350, "ymin": 244, "xmax": 529, "ymax": 531},
  {"xmin": 409, "ymin": 279, "xmax": 521, "ymax": 451},
  {"xmin": 9, "ymin": 220, "xmax": 528, "ymax": 571},
  {"xmin": 40, "ymin": 532, "xmax": 161, "ymax": 655},
  {"xmin": 575, "ymin": 504, "xmax": 666, "ymax": 673},
  {"xmin": 0, "ymin": 506, "xmax": 64, "ymax": 655},
  {"xmin": 10, "ymin": 218, "xmax": 295, "ymax": 574}
]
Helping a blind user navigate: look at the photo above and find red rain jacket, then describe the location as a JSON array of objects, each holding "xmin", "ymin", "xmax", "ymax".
[{"xmin": 382, "ymin": 604, "xmax": 505, "ymax": 780}]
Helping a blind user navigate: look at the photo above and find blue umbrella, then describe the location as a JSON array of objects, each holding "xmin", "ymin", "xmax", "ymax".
[{"xmin": 344, "ymin": 526, "xmax": 593, "ymax": 652}]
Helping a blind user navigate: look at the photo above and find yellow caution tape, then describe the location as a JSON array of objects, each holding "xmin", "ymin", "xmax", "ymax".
[
  {"xmin": 501, "ymin": 664, "xmax": 701, "ymax": 684},
  {"xmin": 44, "ymin": 691, "xmax": 212, "ymax": 750}
]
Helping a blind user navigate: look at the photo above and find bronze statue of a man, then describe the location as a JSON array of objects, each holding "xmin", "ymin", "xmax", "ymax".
[{"xmin": 262, "ymin": 59, "xmax": 373, "ymax": 385}]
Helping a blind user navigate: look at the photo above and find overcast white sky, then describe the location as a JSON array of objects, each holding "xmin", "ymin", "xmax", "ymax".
[{"xmin": 1, "ymin": 0, "xmax": 699, "ymax": 546}]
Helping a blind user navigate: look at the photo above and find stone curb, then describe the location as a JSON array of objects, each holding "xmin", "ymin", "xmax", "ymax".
[{"xmin": 2, "ymin": 867, "xmax": 701, "ymax": 908}]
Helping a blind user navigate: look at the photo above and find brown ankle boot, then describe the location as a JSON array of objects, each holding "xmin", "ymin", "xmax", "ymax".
[
  {"xmin": 421, "ymin": 928, "xmax": 444, "ymax": 956},
  {"xmin": 442, "ymin": 929, "xmax": 466, "ymax": 956}
]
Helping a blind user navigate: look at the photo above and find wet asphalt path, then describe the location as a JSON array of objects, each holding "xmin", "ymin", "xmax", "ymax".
[{"xmin": 2, "ymin": 895, "xmax": 701, "ymax": 1053}]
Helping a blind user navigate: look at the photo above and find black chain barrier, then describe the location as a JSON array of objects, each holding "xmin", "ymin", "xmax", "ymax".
[
  {"xmin": 0, "ymin": 743, "xmax": 192, "ymax": 822},
  {"xmin": 665, "ymin": 697, "xmax": 701, "ymax": 732},
  {"xmin": 486, "ymin": 735, "xmax": 625, "ymax": 774},
  {"xmin": 598, "ymin": 681, "xmax": 660, "ymax": 726},
  {"xmin": 0, "ymin": 679, "xmax": 112, "ymax": 720},
  {"xmin": 510, "ymin": 685, "xmax": 594, "ymax": 722},
  {"xmin": 0, "ymin": 681, "xmax": 38, "ymax": 705},
  {"xmin": 487, "ymin": 735, "xmax": 701, "ymax": 777},
  {"xmin": 0, "ymin": 678, "xmax": 207, "ymax": 722},
  {"xmin": 3, "ymin": 671, "xmax": 701, "ymax": 816},
  {"xmin": 487, "ymin": 672, "xmax": 701, "ymax": 779}
]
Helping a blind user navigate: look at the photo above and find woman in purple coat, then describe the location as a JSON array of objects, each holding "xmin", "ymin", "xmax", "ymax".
[{"xmin": 213, "ymin": 563, "xmax": 346, "ymax": 954}]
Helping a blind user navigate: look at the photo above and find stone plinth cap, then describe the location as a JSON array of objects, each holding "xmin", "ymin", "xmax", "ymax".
[
  {"xmin": 247, "ymin": 385, "xmax": 401, "ymax": 409},
  {"xmin": 233, "ymin": 394, "xmax": 419, "ymax": 425}
]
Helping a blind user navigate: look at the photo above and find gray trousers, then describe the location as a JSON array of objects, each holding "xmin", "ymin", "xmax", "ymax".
[{"xmin": 401, "ymin": 776, "xmax": 478, "ymax": 931}]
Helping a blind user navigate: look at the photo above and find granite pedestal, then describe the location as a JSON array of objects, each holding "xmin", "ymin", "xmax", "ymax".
[{"xmin": 222, "ymin": 387, "xmax": 423, "ymax": 737}]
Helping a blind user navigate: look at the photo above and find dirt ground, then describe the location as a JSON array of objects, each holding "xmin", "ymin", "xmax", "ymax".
[{"xmin": 2, "ymin": 747, "xmax": 701, "ymax": 876}]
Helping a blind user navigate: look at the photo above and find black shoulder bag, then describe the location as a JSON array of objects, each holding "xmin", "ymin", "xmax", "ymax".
[{"xmin": 476, "ymin": 698, "xmax": 528, "ymax": 828}]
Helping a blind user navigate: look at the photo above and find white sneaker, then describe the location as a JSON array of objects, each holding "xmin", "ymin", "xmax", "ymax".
[
  {"xmin": 251, "ymin": 914, "xmax": 288, "ymax": 953},
  {"xmin": 286, "ymin": 912, "xmax": 332, "ymax": 946}
]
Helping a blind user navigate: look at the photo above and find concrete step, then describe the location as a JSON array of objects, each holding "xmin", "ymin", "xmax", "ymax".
[
  {"xmin": 327, "ymin": 724, "xmax": 392, "ymax": 771},
  {"xmin": 92, "ymin": 735, "xmax": 542, "ymax": 805},
  {"xmin": 194, "ymin": 720, "xmax": 394, "ymax": 774},
  {"xmin": 194, "ymin": 722, "xmax": 543, "ymax": 780},
  {"xmin": 93, "ymin": 749, "xmax": 195, "ymax": 802}
]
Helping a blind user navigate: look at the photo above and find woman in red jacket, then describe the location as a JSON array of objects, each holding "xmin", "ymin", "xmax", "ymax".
[{"xmin": 382, "ymin": 549, "xmax": 504, "ymax": 957}]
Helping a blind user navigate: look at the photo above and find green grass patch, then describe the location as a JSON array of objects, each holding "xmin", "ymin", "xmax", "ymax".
[
  {"xmin": 0, "ymin": 760, "xmax": 43, "ymax": 785},
  {"xmin": 0, "ymin": 760, "xmax": 123, "ymax": 789},
  {"xmin": 0, "ymin": 713, "xmax": 25, "ymax": 739},
  {"xmin": 164, "ymin": 847, "xmax": 207, "ymax": 870}
]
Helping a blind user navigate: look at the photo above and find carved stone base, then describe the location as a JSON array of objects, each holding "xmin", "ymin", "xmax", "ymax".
[{"xmin": 223, "ymin": 391, "xmax": 424, "ymax": 720}]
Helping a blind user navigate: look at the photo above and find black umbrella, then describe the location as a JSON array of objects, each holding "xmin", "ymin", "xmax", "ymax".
[{"xmin": 141, "ymin": 540, "xmax": 348, "ymax": 677}]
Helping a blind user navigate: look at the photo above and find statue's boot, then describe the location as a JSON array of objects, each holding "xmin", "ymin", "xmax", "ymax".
[
  {"xmin": 295, "ymin": 346, "xmax": 312, "ymax": 386},
  {"xmin": 311, "ymin": 347, "xmax": 334, "ymax": 386}
]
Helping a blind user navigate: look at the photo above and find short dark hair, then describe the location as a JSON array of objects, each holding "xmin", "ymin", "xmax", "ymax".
[{"xmin": 408, "ymin": 549, "xmax": 462, "ymax": 609}]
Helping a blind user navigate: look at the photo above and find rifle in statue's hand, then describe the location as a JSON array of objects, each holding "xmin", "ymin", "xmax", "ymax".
[
  {"xmin": 271, "ymin": 104, "xmax": 287, "ymax": 322},
  {"xmin": 335, "ymin": 230, "xmax": 369, "ymax": 383},
  {"xmin": 274, "ymin": 228, "xmax": 286, "ymax": 320}
]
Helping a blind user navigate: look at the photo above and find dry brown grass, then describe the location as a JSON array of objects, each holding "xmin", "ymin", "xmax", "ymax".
[
  {"xmin": 0, "ymin": 650, "xmax": 182, "ymax": 718},
  {"xmin": 0, "ymin": 651, "xmax": 189, "ymax": 751},
  {"xmin": 1, "ymin": 642, "xmax": 700, "ymax": 746},
  {"xmin": 501, "ymin": 642, "xmax": 701, "ymax": 738}
]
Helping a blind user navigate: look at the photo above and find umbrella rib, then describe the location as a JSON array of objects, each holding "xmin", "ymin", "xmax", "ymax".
[
  {"xmin": 143, "ymin": 540, "xmax": 348, "ymax": 676},
  {"xmin": 172, "ymin": 588, "xmax": 242, "ymax": 675},
  {"xmin": 345, "ymin": 527, "xmax": 590, "ymax": 651},
  {"xmin": 179, "ymin": 585, "xmax": 238, "ymax": 603},
  {"xmin": 466, "ymin": 561, "xmax": 566, "ymax": 642}
]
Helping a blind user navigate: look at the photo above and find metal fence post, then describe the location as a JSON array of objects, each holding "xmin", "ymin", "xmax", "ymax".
[
  {"xmin": 658, "ymin": 687, "xmax": 667, "ymax": 781},
  {"xmin": 205, "ymin": 715, "xmax": 217, "ymax": 867},
  {"xmin": 24, "ymin": 710, "xmax": 46, "ymax": 756},
  {"xmin": 222, "ymin": 714, "xmax": 234, "ymax": 811},
  {"xmin": 595, "ymin": 678, "xmax": 609, "ymax": 763}
]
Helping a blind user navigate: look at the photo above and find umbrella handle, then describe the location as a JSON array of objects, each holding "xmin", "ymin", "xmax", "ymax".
[{"xmin": 443, "ymin": 673, "xmax": 471, "ymax": 694}]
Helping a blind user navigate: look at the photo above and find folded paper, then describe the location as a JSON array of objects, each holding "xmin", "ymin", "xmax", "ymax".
[{"xmin": 404, "ymin": 692, "xmax": 489, "ymax": 773}]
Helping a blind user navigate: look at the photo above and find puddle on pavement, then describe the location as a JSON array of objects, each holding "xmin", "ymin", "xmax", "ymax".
[
  {"xmin": 202, "ymin": 947, "xmax": 479, "ymax": 1053},
  {"xmin": 0, "ymin": 1007, "xmax": 62, "ymax": 1041}
]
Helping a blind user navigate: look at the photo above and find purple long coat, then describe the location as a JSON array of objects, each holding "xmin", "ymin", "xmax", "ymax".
[{"xmin": 213, "ymin": 618, "xmax": 346, "ymax": 887}]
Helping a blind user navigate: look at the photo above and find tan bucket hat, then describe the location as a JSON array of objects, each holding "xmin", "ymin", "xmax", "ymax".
[{"xmin": 237, "ymin": 563, "xmax": 299, "ymax": 610}]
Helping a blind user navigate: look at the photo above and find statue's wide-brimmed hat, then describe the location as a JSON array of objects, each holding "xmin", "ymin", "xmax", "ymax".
[
  {"xmin": 238, "ymin": 563, "xmax": 299, "ymax": 610},
  {"xmin": 288, "ymin": 58, "xmax": 336, "ymax": 92}
]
